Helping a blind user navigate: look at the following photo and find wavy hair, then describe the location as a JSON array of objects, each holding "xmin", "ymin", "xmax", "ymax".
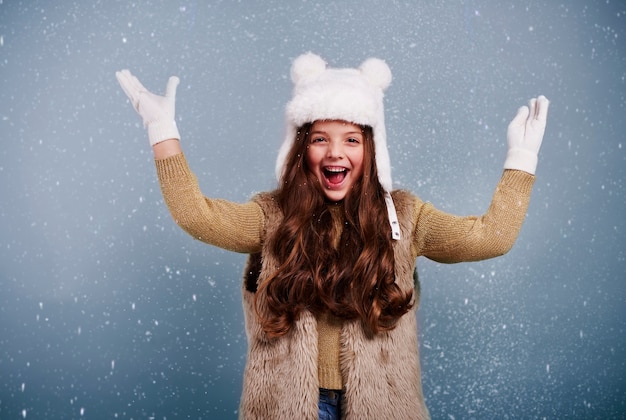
[{"xmin": 256, "ymin": 123, "xmax": 413, "ymax": 338}]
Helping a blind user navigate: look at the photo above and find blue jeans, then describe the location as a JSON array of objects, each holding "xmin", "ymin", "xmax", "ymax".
[{"xmin": 318, "ymin": 388, "xmax": 342, "ymax": 420}]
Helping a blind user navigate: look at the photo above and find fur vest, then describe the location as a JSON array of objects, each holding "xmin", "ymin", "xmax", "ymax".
[{"xmin": 239, "ymin": 190, "xmax": 430, "ymax": 419}]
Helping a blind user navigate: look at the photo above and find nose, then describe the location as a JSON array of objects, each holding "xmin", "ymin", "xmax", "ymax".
[{"xmin": 326, "ymin": 140, "xmax": 344, "ymax": 159}]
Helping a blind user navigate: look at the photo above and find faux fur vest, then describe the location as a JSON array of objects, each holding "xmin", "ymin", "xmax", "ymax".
[{"xmin": 239, "ymin": 190, "xmax": 430, "ymax": 419}]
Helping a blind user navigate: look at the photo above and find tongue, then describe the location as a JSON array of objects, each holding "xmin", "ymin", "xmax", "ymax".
[{"xmin": 326, "ymin": 170, "xmax": 346, "ymax": 185}]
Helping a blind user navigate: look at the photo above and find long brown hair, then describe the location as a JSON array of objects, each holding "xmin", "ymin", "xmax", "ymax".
[{"xmin": 256, "ymin": 122, "xmax": 413, "ymax": 338}]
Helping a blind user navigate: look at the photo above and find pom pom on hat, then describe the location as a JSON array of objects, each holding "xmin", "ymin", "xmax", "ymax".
[
  {"xmin": 359, "ymin": 58, "xmax": 392, "ymax": 91},
  {"xmin": 290, "ymin": 52, "xmax": 327, "ymax": 84}
]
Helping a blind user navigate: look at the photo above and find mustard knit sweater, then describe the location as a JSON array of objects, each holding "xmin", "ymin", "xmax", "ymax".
[{"xmin": 155, "ymin": 153, "xmax": 535, "ymax": 391}]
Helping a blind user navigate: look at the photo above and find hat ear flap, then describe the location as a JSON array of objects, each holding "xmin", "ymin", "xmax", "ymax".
[
  {"xmin": 291, "ymin": 52, "xmax": 327, "ymax": 85},
  {"xmin": 359, "ymin": 58, "xmax": 392, "ymax": 91}
]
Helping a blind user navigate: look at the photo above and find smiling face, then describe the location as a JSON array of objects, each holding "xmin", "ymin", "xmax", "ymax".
[{"xmin": 305, "ymin": 120, "xmax": 365, "ymax": 202}]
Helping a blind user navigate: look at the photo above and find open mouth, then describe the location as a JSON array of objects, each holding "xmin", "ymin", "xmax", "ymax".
[{"xmin": 323, "ymin": 166, "xmax": 348, "ymax": 185}]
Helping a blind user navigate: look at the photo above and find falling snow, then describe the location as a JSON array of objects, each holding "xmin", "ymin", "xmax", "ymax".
[{"xmin": 0, "ymin": 0, "xmax": 624, "ymax": 419}]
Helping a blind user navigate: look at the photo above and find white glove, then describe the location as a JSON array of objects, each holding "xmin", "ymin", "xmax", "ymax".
[
  {"xmin": 503, "ymin": 95, "xmax": 550, "ymax": 175},
  {"xmin": 116, "ymin": 69, "xmax": 181, "ymax": 146}
]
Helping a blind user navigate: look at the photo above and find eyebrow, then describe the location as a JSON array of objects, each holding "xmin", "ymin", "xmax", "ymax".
[{"xmin": 309, "ymin": 130, "xmax": 363, "ymax": 136}]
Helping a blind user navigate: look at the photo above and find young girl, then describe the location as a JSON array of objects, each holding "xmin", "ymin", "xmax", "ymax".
[{"xmin": 116, "ymin": 53, "xmax": 549, "ymax": 420}]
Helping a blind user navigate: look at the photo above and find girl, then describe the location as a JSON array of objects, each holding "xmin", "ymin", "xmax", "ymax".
[{"xmin": 116, "ymin": 53, "xmax": 549, "ymax": 419}]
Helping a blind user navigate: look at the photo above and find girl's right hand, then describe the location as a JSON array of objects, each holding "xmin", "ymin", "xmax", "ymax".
[
  {"xmin": 503, "ymin": 95, "xmax": 550, "ymax": 175},
  {"xmin": 116, "ymin": 70, "xmax": 181, "ymax": 147}
]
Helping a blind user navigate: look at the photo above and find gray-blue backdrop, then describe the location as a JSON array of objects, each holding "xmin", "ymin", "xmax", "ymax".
[{"xmin": 1, "ymin": 1, "xmax": 624, "ymax": 418}]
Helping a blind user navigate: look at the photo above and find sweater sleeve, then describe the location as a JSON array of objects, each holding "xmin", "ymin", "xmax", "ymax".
[
  {"xmin": 411, "ymin": 170, "xmax": 535, "ymax": 263},
  {"xmin": 155, "ymin": 153, "xmax": 264, "ymax": 254}
]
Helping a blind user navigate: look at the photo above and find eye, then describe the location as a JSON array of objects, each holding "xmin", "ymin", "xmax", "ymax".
[
  {"xmin": 347, "ymin": 137, "xmax": 361, "ymax": 144},
  {"xmin": 310, "ymin": 136, "xmax": 326, "ymax": 143}
]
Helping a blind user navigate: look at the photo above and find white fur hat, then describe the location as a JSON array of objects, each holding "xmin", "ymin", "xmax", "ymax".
[{"xmin": 275, "ymin": 52, "xmax": 401, "ymax": 239}]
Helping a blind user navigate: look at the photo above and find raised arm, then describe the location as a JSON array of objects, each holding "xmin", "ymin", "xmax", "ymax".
[
  {"xmin": 115, "ymin": 70, "xmax": 264, "ymax": 253},
  {"xmin": 412, "ymin": 170, "xmax": 534, "ymax": 263},
  {"xmin": 412, "ymin": 96, "xmax": 549, "ymax": 263}
]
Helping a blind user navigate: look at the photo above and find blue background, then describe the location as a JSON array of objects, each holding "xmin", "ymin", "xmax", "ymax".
[{"xmin": 1, "ymin": 1, "xmax": 624, "ymax": 418}]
